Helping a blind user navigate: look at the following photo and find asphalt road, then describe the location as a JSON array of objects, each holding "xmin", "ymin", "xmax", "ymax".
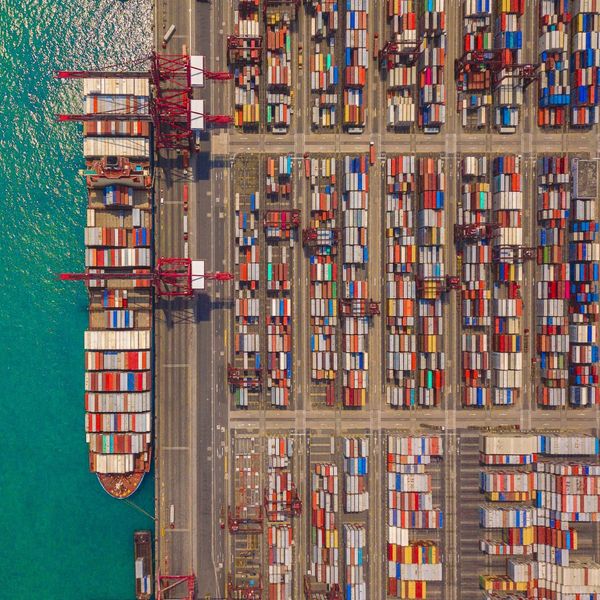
[{"xmin": 153, "ymin": 0, "xmax": 600, "ymax": 598}]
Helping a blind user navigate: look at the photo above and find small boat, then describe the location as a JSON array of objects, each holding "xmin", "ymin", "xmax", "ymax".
[{"xmin": 134, "ymin": 530, "xmax": 153, "ymax": 600}]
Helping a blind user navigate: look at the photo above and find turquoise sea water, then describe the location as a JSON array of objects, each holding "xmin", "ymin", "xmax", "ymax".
[{"xmin": 0, "ymin": 1, "xmax": 154, "ymax": 598}]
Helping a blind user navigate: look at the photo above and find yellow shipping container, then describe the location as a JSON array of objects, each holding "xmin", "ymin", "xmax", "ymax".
[{"xmin": 399, "ymin": 580, "xmax": 427, "ymax": 599}]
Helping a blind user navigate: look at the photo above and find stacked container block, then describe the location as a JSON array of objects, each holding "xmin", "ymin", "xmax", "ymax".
[
  {"xmin": 233, "ymin": 179, "xmax": 261, "ymax": 407},
  {"xmin": 265, "ymin": 4, "xmax": 292, "ymax": 131},
  {"xmin": 569, "ymin": 161, "xmax": 599, "ymax": 406},
  {"xmin": 307, "ymin": 157, "xmax": 339, "ymax": 406},
  {"xmin": 343, "ymin": 437, "xmax": 369, "ymax": 513},
  {"xmin": 82, "ymin": 78, "xmax": 152, "ymax": 479},
  {"xmin": 459, "ymin": 0, "xmax": 493, "ymax": 129},
  {"xmin": 494, "ymin": 0, "xmax": 525, "ymax": 131},
  {"xmin": 418, "ymin": 0, "xmax": 447, "ymax": 131},
  {"xmin": 387, "ymin": 435, "xmax": 444, "ymax": 598},
  {"xmin": 385, "ymin": 155, "xmax": 417, "ymax": 407},
  {"xmin": 538, "ymin": 0, "xmax": 571, "ymax": 127},
  {"xmin": 308, "ymin": 0, "xmax": 340, "ymax": 129},
  {"xmin": 570, "ymin": 0, "xmax": 600, "ymax": 126},
  {"xmin": 384, "ymin": 0, "xmax": 418, "ymax": 129},
  {"xmin": 265, "ymin": 437, "xmax": 296, "ymax": 599},
  {"xmin": 311, "ymin": 463, "xmax": 340, "ymax": 587},
  {"xmin": 265, "ymin": 156, "xmax": 294, "ymax": 407},
  {"xmin": 344, "ymin": 0, "xmax": 369, "ymax": 131},
  {"xmin": 417, "ymin": 157, "xmax": 445, "ymax": 406},
  {"xmin": 342, "ymin": 155, "xmax": 370, "ymax": 407},
  {"xmin": 343, "ymin": 524, "xmax": 367, "ymax": 600},
  {"xmin": 491, "ymin": 155, "xmax": 523, "ymax": 406},
  {"xmin": 478, "ymin": 433, "xmax": 600, "ymax": 597},
  {"xmin": 232, "ymin": 0, "xmax": 262, "ymax": 127},
  {"xmin": 459, "ymin": 156, "xmax": 492, "ymax": 407},
  {"xmin": 536, "ymin": 156, "xmax": 570, "ymax": 407}
]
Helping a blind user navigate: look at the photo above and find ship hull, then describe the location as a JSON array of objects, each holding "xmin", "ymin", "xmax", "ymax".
[{"xmin": 97, "ymin": 471, "xmax": 145, "ymax": 499}]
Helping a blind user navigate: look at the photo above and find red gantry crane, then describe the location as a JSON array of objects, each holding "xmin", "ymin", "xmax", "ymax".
[
  {"xmin": 55, "ymin": 52, "xmax": 233, "ymax": 151},
  {"xmin": 338, "ymin": 298, "xmax": 381, "ymax": 317},
  {"xmin": 156, "ymin": 574, "xmax": 195, "ymax": 600},
  {"xmin": 59, "ymin": 258, "xmax": 233, "ymax": 298}
]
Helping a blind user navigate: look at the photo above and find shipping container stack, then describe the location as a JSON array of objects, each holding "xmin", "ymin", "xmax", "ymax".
[
  {"xmin": 458, "ymin": 0, "xmax": 493, "ymax": 129},
  {"xmin": 344, "ymin": 0, "xmax": 369, "ymax": 132},
  {"xmin": 231, "ymin": 436, "xmax": 264, "ymax": 595},
  {"xmin": 342, "ymin": 437, "xmax": 368, "ymax": 599},
  {"xmin": 385, "ymin": 155, "xmax": 418, "ymax": 408},
  {"xmin": 265, "ymin": 156, "xmax": 294, "ymax": 408},
  {"xmin": 233, "ymin": 158, "xmax": 261, "ymax": 408},
  {"xmin": 478, "ymin": 433, "xmax": 600, "ymax": 598},
  {"xmin": 417, "ymin": 157, "xmax": 445, "ymax": 406},
  {"xmin": 536, "ymin": 156, "xmax": 570, "ymax": 407},
  {"xmin": 342, "ymin": 155, "xmax": 370, "ymax": 408},
  {"xmin": 387, "ymin": 435, "xmax": 444, "ymax": 599},
  {"xmin": 232, "ymin": 0, "xmax": 262, "ymax": 128},
  {"xmin": 538, "ymin": 0, "xmax": 571, "ymax": 128},
  {"xmin": 82, "ymin": 77, "xmax": 153, "ymax": 483},
  {"xmin": 265, "ymin": 4, "xmax": 292, "ymax": 131},
  {"xmin": 569, "ymin": 161, "xmax": 600, "ymax": 406},
  {"xmin": 459, "ymin": 156, "xmax": 493, "ymax": 407},
  {"xmin": 311, "ymin": 462, "xmax": 340, "ymax": 590},
  {"xmin": 307, "ymin": 157, "xmax": 339, "ymax": 406},
  {"xmin": 418, "ymin": 0, "xmax": 447, "ymax": 132},
  {"xmin": 384, "ymin": 0, "xmax": 418, "ymax": 129},
  {"xmin": 491, "ymin": 155, "xmax": 523, "ymax": 406},
  {"xmin": 265, "ymin": 436, "xmax": 296, "ymax": 599},
  {"xmin": 308, "ymin": 0, "xmax": 340, "ymax": 129},
  {"xmin": 570, "ymin": 0, "xmax": 600, "ymax": 126},
  {"xmin": 494, "ymin": 0, "xmax": 525, "ymax": 132}
]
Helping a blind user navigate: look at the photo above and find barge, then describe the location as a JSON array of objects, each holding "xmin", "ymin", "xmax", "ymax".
[{"xmin": 134, "ymin": 530, "xmax": 153, "ymax": 600}]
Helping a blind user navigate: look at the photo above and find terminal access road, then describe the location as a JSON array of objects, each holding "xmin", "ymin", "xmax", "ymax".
[{"xmin": 154, "ymin": 1, "xmax": 600, "ymax": 599}]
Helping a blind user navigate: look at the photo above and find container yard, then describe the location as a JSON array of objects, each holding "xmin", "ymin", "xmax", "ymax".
[{"xmin": 86, "ymin": 1, "xmax": 600, "ymax": 599}]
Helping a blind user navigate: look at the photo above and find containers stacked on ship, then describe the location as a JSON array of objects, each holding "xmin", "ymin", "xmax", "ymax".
[
  {"xmin": 417, "ymin": 157, "xmax": 445, "ymax": 407},
  {"xmin": 82, "ymin": 77, "xmax": 153, "ymax": 498},
  {"xmin": 478, "ymin": 432, "xmax": 600, "ymax": 596},
  {"xmin": 265, "ymin": 436, "xmax": 298, "ymax": 599},
  {"xmin": 342, "ymin": 437, "xmax": 368, "ymax": 599},
  {"xmin": 265, "ymin": 155, "xmax": 295, "ymax": 408},
  {"xmin": 568, "ymin": 162, "xmax": 599, "ymax": 406},
  {"xmin": 387, "ymin": 435, "xmax": 444, "ymax": 598},
  {"xmin": 491, "ymin": 155, "xmax": 523, "ymax": 406},
  {"xmin": 307, "ymin": 157, "xmax": 339, "ymax": 407},
  {"xmin": 570, "ymin": 0, "xmax": 600, "ymax": 126},
  {"xmin": 383, "ymin": 0, "xmax": 418, "ymax": 129},
  {"xmin": 344, "ymin": 0, "xmax": 369, "ymax": 132},
  {"xmin": 230, "ymin": 435, "xmax": 264, "ymax": 597},
  {"xmin": 459, "ymin": 0, "xmax": 493, "ymax": 129},
  {"xmin": 232, "ymin": 0, "xmax": 262, "ymax": 128},
  {"xmin": 536, "ymin": 156, "xmax": 570, "ymax": 407},
  {"xmin": 341, "ymin": 155, "xmax": 370, "ymax": 408},
  {"xmin": 459, "ymin": 156, "xmax": 492, "ymax": 407},
  {"xmin": 265, "ymin": 3, "xmax": 293, "ymax": 132},
  {"xmin": 385, "ymin": 155, "xmax": 417, "ymax": 408},
  {"xmin": 233, "ymin": 156, "xmax": 262, "ymax": 408},
  {"xmin": 310, "ymin": 462, "xmax": 340, "ymax": 590},
  {"xmin": 307, "ymin": 0, "xmax": 340, "ymax": 129},
  {"xmin": 494, "ymin": 0, "xmax": 524, "ymax": 132},
  {"xmin": 418, "ymin": 0, "xmax": 446, "ymax": 132},
  {"xmin": 538, "ymin": 0, "xmax": 571, "ymax": 128}
]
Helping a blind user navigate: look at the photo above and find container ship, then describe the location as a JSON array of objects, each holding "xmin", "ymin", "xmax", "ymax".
[{"xmin": 79, "ymin": 76, "xmax": 153, "ymax": 498}]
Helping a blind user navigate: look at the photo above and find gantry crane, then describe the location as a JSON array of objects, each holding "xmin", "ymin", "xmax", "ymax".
[
  {"xmin": 455, "ymin": 49, "xmax": 539, "ymax": 91},
  {"xmin": 60, "ymin": 258, "xmax": 233, "ymax": 297},
  {"xmin": 304, "ymin": 577, "xmax": 342, "ymax": 600},
  {"xmin": 338, "ymin": 298, "xmax": 381, "ymax": 317},
  {"xmin": 227, "ymin": 575, "xmax": 263, "ymax": 600},
  {"xmin": 379, "ymin": 40, "xmax": 420, "ymax": 69},
  {"xmin": 263, "ymin": 482, "xmax": 302, "ymax": 520},
  {"xmin": 302, "ymin": 228, "xmax": 340, "ymax": 248},
  {"xmin": 416, "ymin": 275, "xmax": 461, "ymax": 299},
  {"xmin": 227, "ymin": 36, "xmax": 263, "ymax": 65},
  {"xmin": 156, "ymin": 574, "xmax": 195, "ymax": 600},
  {"xmin": 492, "ymin": 245, "xmax": 535, "ymax": 263},
  {"xmin": 263, "ymin": 0, "xmax": 300, "ymax": 17},
  {"xmin": 454, "ymin": 223, "xmax": 499, "ymax": 244},
  {"xmin": 227, "ymin": 505, "xmax": 264, "ymax": 534},
  {"xmin": 227, "ymin": 365, "xmax": 263, "ymax": 391},
  {"xmin": 55, "ymin": 52, "xmax": 233, "ymax": 151}
]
